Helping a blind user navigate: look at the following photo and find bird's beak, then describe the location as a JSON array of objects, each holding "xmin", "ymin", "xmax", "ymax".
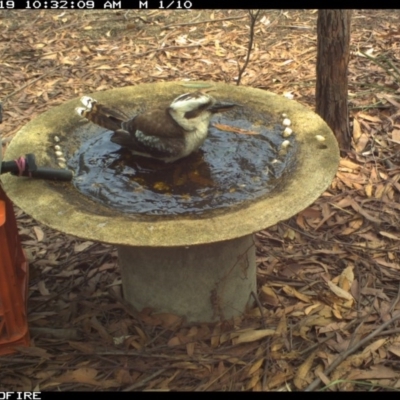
[{"xmin": 208, "ymin": 102, "xmax": 238, "ymax": 113}]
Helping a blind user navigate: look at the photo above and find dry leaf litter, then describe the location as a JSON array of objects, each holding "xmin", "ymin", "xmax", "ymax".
[{"xmin": 1, "ymin": 9, "xmax": 400, "ymax": 391}]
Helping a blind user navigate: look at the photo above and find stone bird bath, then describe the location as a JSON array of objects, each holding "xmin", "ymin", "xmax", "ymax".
[{"xmin": 2, "ymin": 82, "xmax": 339, "ymax": 322}]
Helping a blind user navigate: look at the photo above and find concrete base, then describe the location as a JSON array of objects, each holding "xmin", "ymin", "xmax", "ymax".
[{"xmin": 118, "ymin": 235, "xmax": 256, "ymax": 323}]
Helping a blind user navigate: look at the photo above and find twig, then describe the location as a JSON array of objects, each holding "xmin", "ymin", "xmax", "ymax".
[
  {"xmin": 123, "ymin": 368, "xmax": 167, "ymax": 391},
  {"xmin": 299, "ymin": 316, "xmax": 364, "ymax": 356},
  {"xmin": 375, "ymin": 328, "xmax": 400, "ymax": 336},
  {"xmin": 251, "ymin": 291, "xmax": 271, "ymax": 390},
  {"xmin": 94, "ymin": 351, "xmax": 194, "ymax": 359},
  {"xmin": 350, "ymin": 104, "xmax": 392, "ymax": 111},
  {"xmin": 305, "ymin": 311, "xmax": 400, "ymax": 391},
  {"xmin": 163, "ymin": 15, "xmax": 245, "ymax": 29},
  {"xmin": 251, "ymin": 291, "xmax": 266, "ymax": 329},
  {"xmin": 275, "ymin": 25, "xmax": 312, "ymax": 30},
  {"xmin": 347, "ymin": 317, "xmax": 366, "ymax": 349},
  {"xmin": 388, "ymin": 282, "xmax": 400, "ymax": 314},
  {"xmin": 30, "ymin": 327, "xmax": 80, "ymax": 340},
  {"xmin": 236, "ymin": 10, "xmax": 261, "ymax": 86},
  {"xmin": 196, "ymin": 361, "xmax": 237, "ymax": 391},
  {"xmin": 381, "ymin": 94, "xmax": 400, "ymax": 108}
]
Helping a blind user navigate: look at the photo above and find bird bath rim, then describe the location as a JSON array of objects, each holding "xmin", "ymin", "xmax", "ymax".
[{"xmin": 2, "ymin": 82, "xmax": 339, "ymax": 247}]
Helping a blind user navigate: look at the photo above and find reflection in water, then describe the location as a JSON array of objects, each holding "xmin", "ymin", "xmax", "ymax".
[{"xmin": 68, "ymin": 114, "xmax": 296, "ymax": 215}]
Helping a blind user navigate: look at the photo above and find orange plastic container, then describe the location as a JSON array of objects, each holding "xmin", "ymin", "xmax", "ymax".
[{"xmin": 0, "ymin": 184, "xmax": 30, "ymax": 355}]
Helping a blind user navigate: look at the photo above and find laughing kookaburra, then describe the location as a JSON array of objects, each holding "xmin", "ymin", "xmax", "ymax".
[{"xmin": 75, "ymin": 92, "xmax": 236, "ymax": 163}]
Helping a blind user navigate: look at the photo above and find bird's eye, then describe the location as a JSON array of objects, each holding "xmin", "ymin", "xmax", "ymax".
[
  {"xmin": 184, "ymin": 109, "xmax": 202, "ymax": 119},
  {"xmin": 184, "ymin": 102, "xmax": 212, "ymax": 119}
]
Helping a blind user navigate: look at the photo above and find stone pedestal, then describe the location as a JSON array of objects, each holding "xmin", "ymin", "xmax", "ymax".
[{"xmin": 119, "ymin": 235, "xmax": 256, "ymax": 322}]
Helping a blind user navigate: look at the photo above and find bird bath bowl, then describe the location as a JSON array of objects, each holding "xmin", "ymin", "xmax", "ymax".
[{"xmin": 2, "ymin": 82, "xmax": 339, "ymax": 322}]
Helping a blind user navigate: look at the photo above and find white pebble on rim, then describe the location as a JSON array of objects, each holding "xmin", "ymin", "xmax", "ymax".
[
  {"xmin": 315, "ymin": 135, "xmax": 326, "ymax": 142},
  {"xmin": 282, "ymin": 118, "xmax": 291, "ymax": 126},
  {"xmin": 283, "ymin": 127, "xmax": 293, "ymax": 137}
]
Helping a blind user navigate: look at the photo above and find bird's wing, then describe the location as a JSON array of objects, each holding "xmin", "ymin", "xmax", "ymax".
[
  {"xmin": 92, "ymin": 103, "xmax": 131, "ymax": 122},
  {"xmin": 122, "ymin": 109, "xmax": 184, "ymax": 138},
  {"xmin": 111, "ymin": 129, "xmax": 185, "ymax": 159},
  {"xmin": 111, "ymin": 110, "xmax": 186, "ymax": 158}
]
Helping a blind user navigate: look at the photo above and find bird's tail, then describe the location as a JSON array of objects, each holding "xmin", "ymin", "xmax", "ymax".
[{"xmin": 75, "ymin": 96, "xmax": 130, "ymax": 131}]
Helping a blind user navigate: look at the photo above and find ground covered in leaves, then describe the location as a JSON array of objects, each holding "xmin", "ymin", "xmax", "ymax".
[{"xmin": 1, "ymin": 9, "xmax": 400, "ymax": 391}]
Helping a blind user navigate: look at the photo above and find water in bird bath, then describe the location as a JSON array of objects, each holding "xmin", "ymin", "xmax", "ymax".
[{"xmin": 68, "ymin": 107, "xmax": 297, "ymax": 216}]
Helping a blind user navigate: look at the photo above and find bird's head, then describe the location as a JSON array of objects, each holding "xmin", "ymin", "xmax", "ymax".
[{"xmin": 168, "ymin": 92, "xmax": 237, "ymax": 132}]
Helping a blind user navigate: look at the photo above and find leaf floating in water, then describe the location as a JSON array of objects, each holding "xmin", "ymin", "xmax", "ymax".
[
  {"xmin": 188, "ymin": 171, "xmax": 214, "ymax": 187},
  {"xmin": 174, "ymin": 175, "xmax": 187, "ymax": 186},
  {"xmin": 212, "ymin": 123, "xmax": 260, "ymax": 135},
  {"xmin": 173, "ymin": 164, "xmax": 188, "ymax": 186},
  {"xmin": 154, "ymin": 182, "xmax": 170, "ymax": 191}
]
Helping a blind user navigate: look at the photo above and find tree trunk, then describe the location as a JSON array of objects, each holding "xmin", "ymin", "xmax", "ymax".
[{"xmin": 316, "ymin": 10, "xmax": 352, "ymax": 154}]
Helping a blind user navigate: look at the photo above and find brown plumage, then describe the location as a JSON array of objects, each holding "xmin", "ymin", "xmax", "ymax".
[
  {"xmin": 76, "ymin": 92, "xmax": 237, "ymax": 162},
  {"xmin": 79, "ymin": 102, "xmax": 130, "ymax": 132}
]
